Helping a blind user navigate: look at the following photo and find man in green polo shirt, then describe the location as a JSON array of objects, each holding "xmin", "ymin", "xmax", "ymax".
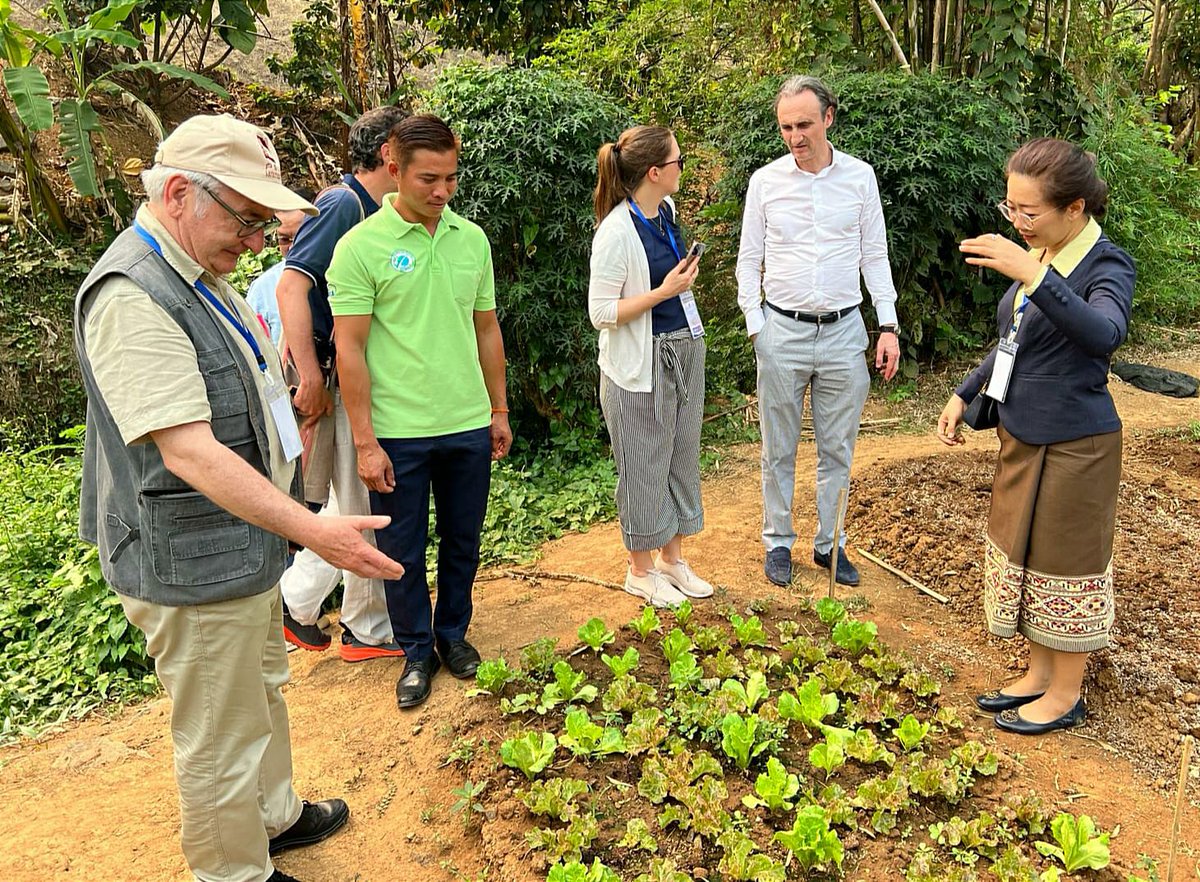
[{"xmin": 328, "ymin": 114, "xmax": 511, "ymax": 709}]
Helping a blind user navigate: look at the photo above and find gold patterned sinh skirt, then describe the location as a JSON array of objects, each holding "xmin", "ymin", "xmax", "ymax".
[{"xmin": 983, "ymin": 424, "xmax": 1122, "ymax": 653}]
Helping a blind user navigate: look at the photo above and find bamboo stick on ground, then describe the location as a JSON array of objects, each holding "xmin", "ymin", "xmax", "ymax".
[
  {"xmin": 1167, "ymin": 734, "xmax": 1194, "ymax": 881},
  {"xmin": 828, "ymin": 487, "xmax": 848, "ymax": 599},
  {"xmin": 857, "ymin": 549, "xmax": 951, "ymax": 604}
]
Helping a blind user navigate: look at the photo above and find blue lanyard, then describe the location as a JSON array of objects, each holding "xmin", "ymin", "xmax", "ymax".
[
  {"xmin": 1007, "ymin": 292, "xmax": 1031, "ymax": 342},
  {"xmin": 133, "ymin": 222, "xmax": 268, "ymax": 373},
  {"xmin": 627, "ymin": 198, "xmax": 682, "ymax": 261}
]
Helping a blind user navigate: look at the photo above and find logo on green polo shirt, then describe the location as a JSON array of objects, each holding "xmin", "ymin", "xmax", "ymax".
[{"xmin": 390, "ymin": 249, "xmax": 415, "ymax": 273}]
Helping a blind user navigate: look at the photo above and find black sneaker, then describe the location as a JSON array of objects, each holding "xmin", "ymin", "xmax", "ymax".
[
  {"xmin": 283, "ymin": 606, "xmax": 331, "ymax": 652},
  {"xmin": 269, "ymin": 798, "xmax": 350, "ymax": 854}
]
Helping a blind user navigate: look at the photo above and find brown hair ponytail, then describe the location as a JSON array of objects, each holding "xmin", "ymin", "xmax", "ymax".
[
  {"xmin": 1006, "ymin": 137, "xmax": 1109, "ymax": 219},
  {"xmin": 593, "ymin": 125, "xmax": 675, "ymax": 224}
]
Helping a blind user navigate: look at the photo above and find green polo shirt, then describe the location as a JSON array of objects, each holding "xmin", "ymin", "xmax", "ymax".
[{"xmin": 327, "ymin": 197, "xmax": 496, "ymax": 439}]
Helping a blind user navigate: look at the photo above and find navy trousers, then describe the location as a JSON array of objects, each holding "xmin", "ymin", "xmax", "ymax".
[{"xmin": 370, "ymin": 427, "xmax": 491, "ymax": 661}]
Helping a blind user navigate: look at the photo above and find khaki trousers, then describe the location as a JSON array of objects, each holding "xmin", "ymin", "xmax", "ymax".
[{"xmin": 120, "ymin": 586, "xmax": 302, "ymax": 882}]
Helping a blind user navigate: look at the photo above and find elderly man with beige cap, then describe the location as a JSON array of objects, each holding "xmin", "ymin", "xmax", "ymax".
[{"xmin": 73, "ymin": 114, "xmax": 404, "ymax": 882}]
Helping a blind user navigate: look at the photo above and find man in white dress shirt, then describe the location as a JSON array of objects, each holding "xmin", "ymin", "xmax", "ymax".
[{"xmin": 736, "ymin": 75, "xmax": 902, "ymax": 588}]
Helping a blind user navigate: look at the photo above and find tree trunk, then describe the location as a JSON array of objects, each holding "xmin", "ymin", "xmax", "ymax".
[
  {"xmin": 1058, "ymin": 0, "xmax": 1071, "ymax": 63},
  {"xmin": 852, "ymin": 0, "xmax": 864, "ymax": 45},
  {"xmin": 931, "ymin": 0, "xmax": 945, "ymax": 71},
  {"xmin": 952, "ymin": 0, "xmax": 967, "ymax": 73},
  {"xmin": 908, "ymin": 0, "xmax": 919, "ymax": 68},
  {"xmin": 1143, "ymin": 0, "xmax": 1165, "ymax": 88},
  {"xmin": 865, "ymin": 0, "xmax": 915, "ymax": 72},
  {"xmin": 1043, "ymin": 0, "xmax": 1052, "ymax": 52}
]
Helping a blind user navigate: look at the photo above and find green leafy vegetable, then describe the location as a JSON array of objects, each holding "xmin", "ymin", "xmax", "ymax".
[
  {"xmin": 895, "ymin": 713, "xmax": 932, "ymax": 752},
  {"xmin": 500, "ymin": 730, "xmax": 557, "ymax": 779},
  {"xmin": 601, "ymin": 646, "xmax": 640, "ymax": 678},
  {"xmin": 661, "ymin": 627, "xmax": 693, "ymax": 664},
  {"xmin": 730, "ymin": 613, "xmax": 769, "ymax": 647},
  {"xmin": 521, "ymin": 777, "xmax": 590, "ymax": 820},
  {"xmin": 617, "ymin": 817, "xmax": 658, "ymax": 852},
  {"xmin": 628, "ymin": 606, "xmax": 662, "ymax": 641},
  {"xmin": 546, "ymin": 858, "xmax": 619, "ymax": 882},
  {"xmin": 742, "ymin": 756, "xmax": 801, "ymax": 811},
  {"xmin": 773, "ymin": 804, "xmax": 844, "ymax": 870},
  {"xmin": 720, "ymin": 712, "xmax": 771, "ymax": 769},
  {"xmin": 778, "ymin": 675, "xmax": 840, "ymax": 730},
  {"xmin": 578, "ymin": 617, "xmax": 615, "ymax": 652},
  {"xmin": 831, "ymin": 619, "xmax": 878, "ymax": 655},
  {"xmin": 814, "ymin": 597, "xmax": 847, "ymax": 627},
  {"xmin": 470, "ymin": 656, "xmax": 518, "ymax": 695},
  {"xmin": 1034, "ymin": 813, "xmax": 1111, "ymax": 872},
  {"xmin": 560, "ymin": 709, "xmax": 627, "ymax": 757}
]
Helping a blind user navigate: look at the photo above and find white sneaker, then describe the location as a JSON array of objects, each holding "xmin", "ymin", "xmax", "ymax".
[
  {"xmin": 623, "ymin": 568, "xmax": 687, "ymax": 608},
  {"xmin": 656, "ymin": 558, "xmax": 715, "ymax": 598}
]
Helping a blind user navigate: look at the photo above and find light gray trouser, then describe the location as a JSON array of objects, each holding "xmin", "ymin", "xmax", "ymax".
[
  {"xmin": 282, "ymin": 388, "xmax": 393, "ymax": 644},
  {"xmin": 600, "ymin": 330, "xmax": 706, "ymax": 552},
  {"xmin": 754, "ymin": 306, "xmax": 870, "ymax": 554},
  {"xmin": 120, "ymin": 586, "xmax": 302, "ymax": 882}
]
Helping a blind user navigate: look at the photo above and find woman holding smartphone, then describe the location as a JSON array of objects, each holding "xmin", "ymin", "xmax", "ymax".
[
  {"xmin": 937, "ymin": 138, "xmax": 1134, "ymax": 735},
  {"xmin": 588, "ymin": 125, "xmax": 713, "ymax": 607}
]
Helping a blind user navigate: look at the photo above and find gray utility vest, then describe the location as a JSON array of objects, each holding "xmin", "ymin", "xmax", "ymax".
[{"xmin": 74, "ymin": 226, "xmax": 298, "ymax": 606}]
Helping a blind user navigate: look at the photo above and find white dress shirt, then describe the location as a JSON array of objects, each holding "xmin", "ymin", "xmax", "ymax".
[{"xmin": 736, "ymin": 146, "xmax": 899, "ymax": 336}]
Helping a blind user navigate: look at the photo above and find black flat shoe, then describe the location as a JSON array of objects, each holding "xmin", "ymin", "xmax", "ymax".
[
  {"xmin": 438, "ymin": 639, "xmax": 482, "ymax": 679},
  {"xmin": 396, "ymin": 656, "xmax": 441, "ymax": 708},
  {"xmin": 813, "ymin": 546, "xmax": 860, "ymax": 587},
  {"xmin": 975, "ymin": 689, "xmax": 1046, "ymax": 713},
  {"xmin": 269, "ymin": 798, "xmax": 349, "ymax": 854},
  {"xmin": 994, "ymin": 697, "xmax": 1087, "ymax": 735}
]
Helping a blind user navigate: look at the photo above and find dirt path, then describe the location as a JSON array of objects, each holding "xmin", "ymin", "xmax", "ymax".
[{"xmin": 2, "ymin": 352, "xmax": 1198, "ymax": 882}]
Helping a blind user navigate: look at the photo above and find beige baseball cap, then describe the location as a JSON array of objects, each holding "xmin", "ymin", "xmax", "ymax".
[{"xmin": 154, "ymin": 114, "xmax": 318, "ymax": 216}]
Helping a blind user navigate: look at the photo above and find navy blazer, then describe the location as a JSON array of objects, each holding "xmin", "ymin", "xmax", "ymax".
[{"xmin": 956, "ymin": 233, "xmax": 1135, "ymax": 446}]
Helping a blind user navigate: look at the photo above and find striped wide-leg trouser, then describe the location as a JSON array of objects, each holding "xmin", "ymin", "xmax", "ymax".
[{"xmin": 600, "ymin": 330, "xmax": 706, "ymax": 552}]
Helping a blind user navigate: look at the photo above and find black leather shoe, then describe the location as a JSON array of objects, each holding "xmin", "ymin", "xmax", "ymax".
[
  {"xmin": 813, "ymin": 546, "xmax": 860, "ymax": 587},
  {"xmin": 994, "ymin": 697, "xmax": 1087, "ymax": 735},
  {"xmin": 396, "ymin": 655, "xmax": 441, "ymax": 708},
  {"xmin": 268, "ymin": 798, "xmax": 349, "ymax": 854},
  {"xmin": 975, "ymin": 689, "xmax": 1046, "ymax": 713},
  {"xmin": 438, "ymin": 639, "xmax": 482, "ymax": 679},
  {"xmin": 764, "ymin": 547, "xmax": 793, "ymax": 586},
  {"xmin": 268, "ymin": 871, "xmax": 302, "ymax": 882}
]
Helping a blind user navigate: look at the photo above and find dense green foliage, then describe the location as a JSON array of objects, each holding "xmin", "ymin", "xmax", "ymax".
[
  {"xmin": 427, "ymin": 64, "xmax": 630, "ymax": 444},
  {"xmin": 0, "ymin": 429, "xmax": 155, "ymax": 741}
]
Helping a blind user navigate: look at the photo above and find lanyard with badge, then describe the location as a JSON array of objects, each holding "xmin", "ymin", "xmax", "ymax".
[
  {"xmin": 132, "ymin": 222, "xmax": 304, "ymax": 462},
  {"xmin": 627, "ymin": 198, "xmax": 704, "ymax": 339},
  {"xmin": 983, "ymin": 289, "xmax": 1032, "ymax": 403}
]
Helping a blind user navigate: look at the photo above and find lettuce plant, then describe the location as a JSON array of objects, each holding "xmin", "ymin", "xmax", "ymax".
[
  {"xmin": 521, "ymin": 777, "xmax": 590, "ymax": 820},
  {"xmin": 546, "ymin": 858, "xmax": 619, "ymax": 882},
  {"xmin": 578, "ymin": 617, "xmax": 615, "ymax": 652},
  {"xmin": 617, "ymin": 817, "xmax": 658, "ymax": 852},
  {"xmin": 895, "ymin": 713, "xmax": 931, "ymax": 752},
  {"xmin": 809, "ymin": 730, "xmax": 848, "ymax": 779},
  {"xmin": 470, "ymin": 656, "xmax": 518, "ymax": 696},
  {"xmin": 717, "ymin": 830, "xmax": 787, "ymax": 882},
  {"xmin": 560, "ymin": 709, "xmax": 627, "ymax": 757},
  {"xmin": 773, "ymin": 804, "xmax": 844, "ymax": 870},
  {"xmin": 742, "ymin": 756, "xmax": 801, "ymax": 812},
  {"xmin": 814, "ymin": 597, "xmax": 846, "ymax": 627},
  {"xmin": 720, "ymin": 712, "xmax": 771, "ymax": 769},
  {"xmin": 661, "ymin": 627, "xmax": 693, "ymax": 664},
  {"xmin": 721, "ymin": 670, "xmax": 770, "ymax": 712},
  {"xmin": 778, "ymin": 675, "xmax": 839, "ymax": 730},
  {"xmin": 628, "ymin": 606, "xmax": 662, "ymax": 640},
  {"xmin": 831, "ymin": 619, "xmax": 878, "ymax": 655},
  {"xmin": 1034, "ymin": 813, "xmax": 1111, "ymax": 872},
  {"xmin": 601, "ymin": 646, "xmax": 639, "ymax": 678},
  {"xmin": 500, "ymin": 730, "xmax": 557, "ymax": 779},
  {"xmin": 730, "ymin": 613, "xmax": 769, "ymax": 647}
]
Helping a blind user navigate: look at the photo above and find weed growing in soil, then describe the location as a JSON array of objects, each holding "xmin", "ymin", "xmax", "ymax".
[{"xmin": 465, "ymin": 600, "xmax": 1119, "ymax": 880}]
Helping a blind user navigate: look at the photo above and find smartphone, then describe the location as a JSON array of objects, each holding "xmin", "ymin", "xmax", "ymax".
[{"xmin": 683, "ymin": 241, "xmax": 707, "ymax": 269}]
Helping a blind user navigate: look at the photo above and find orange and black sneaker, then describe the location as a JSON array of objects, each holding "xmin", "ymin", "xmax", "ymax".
[
  {"xmin": 283, "ymin": 606, "xmax": 331, "ymax": 652},
  {"xmin": 339, "ymin": 629, "xmax": 406, "ymax": 663}
]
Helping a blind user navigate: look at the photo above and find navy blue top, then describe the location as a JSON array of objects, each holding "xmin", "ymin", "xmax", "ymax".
[
  {"xmin": 285, "ymin": 173, "xmax": 380, "ymax": 344},
  {"xmin": 956, "ymin": 234, "xmax": 1136, "ymax": 446},
  {"xmin": 631, "ymin": 203, "xmax": 689, "ymax": 335}
]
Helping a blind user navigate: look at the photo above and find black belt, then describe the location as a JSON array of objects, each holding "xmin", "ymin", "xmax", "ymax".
[{"xmin": 765, "ymin": 302, "xmax": 858, "ymax": 324}]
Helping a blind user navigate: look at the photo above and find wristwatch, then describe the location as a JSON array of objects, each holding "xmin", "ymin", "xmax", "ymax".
[{"xmin": 879, "ymin": 324, "xmax": 900, "ymax": 336}]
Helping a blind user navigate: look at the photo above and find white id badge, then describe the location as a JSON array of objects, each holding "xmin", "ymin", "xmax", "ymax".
[
  {"xmin": 679, "ymin": 289, "xmax": 705, "ymax": 339},
  {"xmin": 265, "ymin": 375, "xmax": 304, "ymax": 462},
  {"xmin": 984, "ymin": 339, "xmax": 1019, "ymax": 403}
]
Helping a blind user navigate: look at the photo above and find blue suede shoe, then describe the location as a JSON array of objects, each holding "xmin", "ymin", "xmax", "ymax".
[
  {"xmin": 813, "ymin": 546, "xmax": 860, "ymax": 587},
  {"xmin": 764, "ymin": 547, "xmax": 792, "ymax": 586}
]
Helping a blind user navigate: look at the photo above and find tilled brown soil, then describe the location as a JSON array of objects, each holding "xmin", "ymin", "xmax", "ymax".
[{"xmin": 850, "ymin": 430, "xmax": 1200, "ymax": 781}]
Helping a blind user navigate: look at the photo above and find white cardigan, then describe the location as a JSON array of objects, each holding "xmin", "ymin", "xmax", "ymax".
[{"xmin": 587, "ymin": 197, "xmax": 679, "ymax": 393}]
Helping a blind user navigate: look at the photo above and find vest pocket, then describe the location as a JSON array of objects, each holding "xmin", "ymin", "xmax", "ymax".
[{"xmin": 142, "ymin": 490, "xmax": 264, "ymax": 586}]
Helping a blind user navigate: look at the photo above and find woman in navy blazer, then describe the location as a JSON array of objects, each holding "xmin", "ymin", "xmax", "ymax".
[{"xmin": 937, "ymin": 138, "xmax": 1134, "ymax": 736}]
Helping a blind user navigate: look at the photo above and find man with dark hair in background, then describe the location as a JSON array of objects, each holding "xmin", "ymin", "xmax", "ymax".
[
  {"xmin": 276, "ymin": 106, "xmax": 410, "ymax": 661},
  {"xmin": 329, "ymin": 114, "xmax": 512, "ymax": 709}
]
